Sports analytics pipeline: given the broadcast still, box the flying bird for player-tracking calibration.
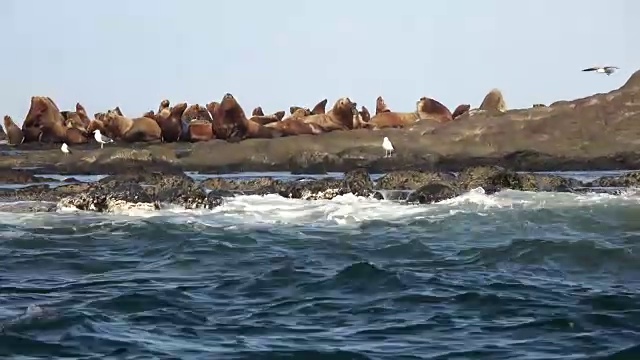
[582,66,620,76]
[93,129,114,149]
[382,136,394,158]
[60,142,71,155]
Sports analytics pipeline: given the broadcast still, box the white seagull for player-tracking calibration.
[382,136,394,158]
[582,66,619,76]
[93,129,113,149]
[60,142,71,155]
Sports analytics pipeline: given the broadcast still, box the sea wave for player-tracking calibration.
[2,187,640,358]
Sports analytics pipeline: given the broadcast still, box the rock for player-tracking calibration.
[0,169,57,184]
[456,166,581,193]
[278,178,346,200]
[57,181,159,213]
[342,168,374,197]
[587,171,640,188]
[375,170,456,190]
[407,182,461,204]
[58,171,224,212]
[201,177,283,195]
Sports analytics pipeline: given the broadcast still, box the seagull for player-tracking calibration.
[60,142,71,155]
[382,136,394,158]
[582,66,620,76]
[93,129,113,149]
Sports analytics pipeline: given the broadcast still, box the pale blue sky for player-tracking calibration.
[1,0,636,125]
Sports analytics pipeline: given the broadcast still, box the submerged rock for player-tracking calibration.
[201,177,283,195]
[58,182,159,212]
[406,182,461,204]
[375,170,456,190]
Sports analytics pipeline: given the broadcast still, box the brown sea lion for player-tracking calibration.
[102,109,162,142]
[376,96,391,115]
[143,110,156,119]
[311,99,328,115]
[216,93,282,139]
[479,89,507,113]
[158,100,170,115]
[359,106,371,123]
[182,104,212,123]
[416,97,453,123]
[452,104,471,119]
[301,97,358,131]
[156,102,187,142]
[3,115,24,145]
[368,97,442,129]
[289,106,309,115]
[532,103,546,108]
[267,118,323,136]
[187,120,214,142]
[63,111,88,134]
[87,119,108,137]
[75,103,92,127]
[252,107,265,116]
[22,96,67,143]
[207,100,239,140]
[64,125,89,144]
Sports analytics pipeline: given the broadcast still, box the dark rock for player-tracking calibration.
[456,166,581,192]
[407,182,462,204]
[342,168,374,197]
[58,182,159,212]
[0,169,57,184]
[201,177,283,195]
[58,171,224,212]
[587,171,640,188]
[375,170,456,190]
[278,178,346,200]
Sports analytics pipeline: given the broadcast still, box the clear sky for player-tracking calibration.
[1,0,636,125]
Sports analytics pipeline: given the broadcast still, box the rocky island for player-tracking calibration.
[0,70,639,176]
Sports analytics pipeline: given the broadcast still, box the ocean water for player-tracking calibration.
[1,171,640,359]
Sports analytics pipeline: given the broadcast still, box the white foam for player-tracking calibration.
[0,188,639,229]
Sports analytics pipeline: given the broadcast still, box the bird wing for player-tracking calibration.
[582,67,599,72]
[102,135,114,143]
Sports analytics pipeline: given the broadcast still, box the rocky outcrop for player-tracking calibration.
[57,170,223,212]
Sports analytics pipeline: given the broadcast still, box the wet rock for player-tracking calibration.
[375,170,456,190]
[406,182,461,204]
[0,169,57,184]
[201,177,283,195]
[58,182,159,212]
[342,168,374,197]
[277,168,374,200]
[456,166,581,193]
[58,171,224,212]
[278,178,346,200]
[587,171,640,188]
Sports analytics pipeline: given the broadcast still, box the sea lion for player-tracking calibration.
[156,102,187,142]
[311,99,328,115]
[267,118,323,136]
[532,103,546,108]
[157,100,170,115]
[22,96,67,143]
[143,110,156,119]
[415,97,453,123]
[248,109,286,126]
[102,108,162,142]
[3,115,24,145]
[376,96,391,115]
[87,119,109,138]
[252,107,264,116]
[182,104,212,123]
[359,105,371,123]
[301,97,358,131]
[0,123,6,141]
[452,104,471,119]
[187,120,214,142]
[207,100,239,140]
[63,111,88,133]
[479,89,507,113]
[75,103,92,127]
[64,125,89,144]
[368,97,444,129]
[289,106,310,115]
[215,93,282,139]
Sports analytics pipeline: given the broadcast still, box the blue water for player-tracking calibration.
[1,170,639,359]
